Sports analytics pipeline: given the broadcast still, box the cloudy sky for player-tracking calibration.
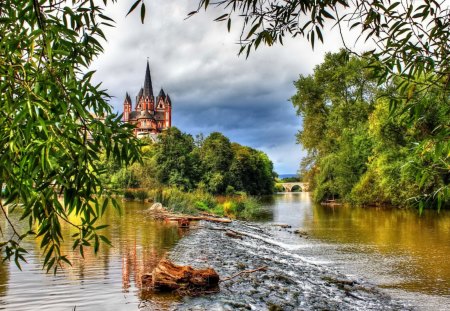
[91,1,348,174]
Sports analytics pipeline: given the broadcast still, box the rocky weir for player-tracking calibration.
[140,220,414,311]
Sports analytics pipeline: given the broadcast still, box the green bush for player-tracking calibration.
[274,183,284,192]
[225,185,236,195]
[134,189,150,201]
[238,197,263,220]
[123,190,135,200]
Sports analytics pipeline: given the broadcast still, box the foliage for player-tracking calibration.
[292,51,449,210]
[228,143,276,195]
[111,128,276,196]
[0,0,142,272]
[153,127,200,191]
[150,187,261,219]
[186,0,449,103]
[199,132,233,194]
[178,0,449,208]
[293,50,376,201]
[274,183,285,193]
[280,177,301,182]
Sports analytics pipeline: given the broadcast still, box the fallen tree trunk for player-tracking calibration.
[146,203,232,224]
[167,215,232,224]
[142,259,220,293]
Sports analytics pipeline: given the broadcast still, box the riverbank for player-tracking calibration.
[140,220,413,310]
[124,187,264,220]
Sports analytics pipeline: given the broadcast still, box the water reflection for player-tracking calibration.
[2,194,449,310]
[269,193,450,298]
[307,203,450,295]
[0,201,181,310]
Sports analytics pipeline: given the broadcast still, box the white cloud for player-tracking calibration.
[90,1,348,173]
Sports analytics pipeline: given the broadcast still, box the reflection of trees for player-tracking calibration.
[307,203,450,294]
[0,214,10,298]
[0,254,9,299]
[122,242,162,291]
[12,200,182,308]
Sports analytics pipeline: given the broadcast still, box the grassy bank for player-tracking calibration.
[122,188,262,220]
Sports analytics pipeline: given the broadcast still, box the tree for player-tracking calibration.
[187,0,449,89]
[0,0,141,272]
[183,0,449,208]
[229,143,275,195]
[292,51,377,201]
[199,132,233,194]
[293,51,449,209]
[154,127,200,191]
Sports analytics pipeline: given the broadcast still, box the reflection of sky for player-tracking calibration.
[271,192,313,228]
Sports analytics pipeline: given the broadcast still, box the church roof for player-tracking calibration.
[158,88,165,98]
[143,60,153,98]
[125,92,132,103]
[129,111,139,120]
[155,111,165,121]
[137,110,154,119]
[166,94,172,105]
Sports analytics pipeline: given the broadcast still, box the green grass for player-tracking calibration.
[125,186,263,219]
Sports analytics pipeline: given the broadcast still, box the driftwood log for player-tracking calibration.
[167,215,232,224]
[146,203,232,224]
[142,259,220,292]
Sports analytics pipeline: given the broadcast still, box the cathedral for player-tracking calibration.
[123,61,172,138]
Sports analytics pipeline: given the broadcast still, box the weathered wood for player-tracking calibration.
[142,259,220,292]
[273,223,292,228]
[221,266,268,282]
[146,202,232,223]
[167,216,232,223]
[225,230,243,239]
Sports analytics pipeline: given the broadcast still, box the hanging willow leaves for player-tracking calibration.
[190,0,449,210]
[0,0,142,273]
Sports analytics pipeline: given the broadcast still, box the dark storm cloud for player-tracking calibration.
[91,1,346,173]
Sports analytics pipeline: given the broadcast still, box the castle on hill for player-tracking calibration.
[123,61,172,139]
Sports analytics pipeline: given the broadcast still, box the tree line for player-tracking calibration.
[102,128,276,196]
[293,50,449,211]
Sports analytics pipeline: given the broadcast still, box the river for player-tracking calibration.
[0,193,449,310]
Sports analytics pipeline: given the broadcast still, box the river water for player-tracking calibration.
[0,193,449,310]
[260,193,450,310]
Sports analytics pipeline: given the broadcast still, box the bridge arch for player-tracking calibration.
[280,182,309,192]
[291,184,302,192]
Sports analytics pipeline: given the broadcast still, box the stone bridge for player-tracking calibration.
[280,182,309,192]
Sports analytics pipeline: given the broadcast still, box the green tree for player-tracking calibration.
[154,127,200,191]
[0,0,141,272]
[229,143,275,195]
[352,87,449,210]
[293,51,449,209]
[292,51,377,202]
[199,132,233,194]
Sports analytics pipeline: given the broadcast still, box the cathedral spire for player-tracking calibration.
[143,60,153,98]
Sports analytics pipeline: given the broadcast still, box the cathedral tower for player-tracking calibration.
[123,61,172,138]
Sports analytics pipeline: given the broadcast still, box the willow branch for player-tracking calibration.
[0,200,21,239]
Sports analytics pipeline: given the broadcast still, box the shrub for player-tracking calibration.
[123,190,135,200]
[134,189,150,201]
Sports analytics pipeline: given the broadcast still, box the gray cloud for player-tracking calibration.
[91,1,347,174]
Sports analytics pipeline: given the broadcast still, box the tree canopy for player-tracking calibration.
[293,50,449,210]
[105,128,276,196]
[0,0,141,272]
